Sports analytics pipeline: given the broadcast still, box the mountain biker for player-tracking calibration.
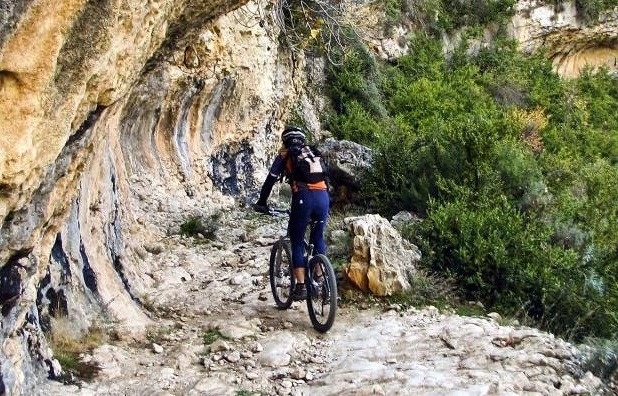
[253,125,330,301]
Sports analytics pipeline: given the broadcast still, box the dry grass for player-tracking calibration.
[510,107,548,154]
[48,318,107,380]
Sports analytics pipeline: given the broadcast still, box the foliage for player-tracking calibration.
[437,0,517,31]
[48,321,106,380]
[573,0,617,23]
[582,337,618,382]
[203,329,225,345]
[179,214,220,240]
[325,33,618,341]
[387,267,457,309]
[378,0,517,34]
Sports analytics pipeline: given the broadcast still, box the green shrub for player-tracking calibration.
[203,329,225,345]
[180,214,220,239]
[325,33,618,340]
[574,0,617,23]
[437,0,516,31]
[582,337,618,382]
[387,268,457,309]
[48,321,105,380]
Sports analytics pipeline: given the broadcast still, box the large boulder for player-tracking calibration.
[318,138,373,204]
[343,214,421,296]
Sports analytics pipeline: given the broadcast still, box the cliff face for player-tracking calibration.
[0,0,616,393]
[0,0,321,393]
[510,0,618,77]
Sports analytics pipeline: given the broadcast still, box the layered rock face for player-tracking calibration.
[0,0,319,393]
[510,0,618,77]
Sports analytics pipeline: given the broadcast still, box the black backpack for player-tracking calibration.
[288,144,328,184]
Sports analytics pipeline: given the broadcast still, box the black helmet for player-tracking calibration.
[281,125,306,147]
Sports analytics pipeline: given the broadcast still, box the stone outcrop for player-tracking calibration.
[344,214,421,296]
[510,1,618,77]
[319,138,373,205]
[349,0,618,77]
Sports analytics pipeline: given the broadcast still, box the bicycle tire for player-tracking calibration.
[269,239,294,309]
[306,254,337,333]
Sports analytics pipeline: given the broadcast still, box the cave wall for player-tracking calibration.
[510,0,618,77]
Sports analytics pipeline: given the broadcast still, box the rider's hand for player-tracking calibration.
[253,202,270,214]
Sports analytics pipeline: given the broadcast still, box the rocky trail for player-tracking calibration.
[37,208,605,396]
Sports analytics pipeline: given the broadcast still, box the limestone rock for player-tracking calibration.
[509,0,618,77]
[343,214,421,296]
[319,139,373,204]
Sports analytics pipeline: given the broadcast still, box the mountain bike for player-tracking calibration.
[269,218,338,333]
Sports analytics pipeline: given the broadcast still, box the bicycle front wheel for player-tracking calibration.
[269,239,294,309]
[307,254,337,333]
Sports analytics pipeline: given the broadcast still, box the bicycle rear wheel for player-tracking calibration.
[269,239,294,309]
[307,254,337,333]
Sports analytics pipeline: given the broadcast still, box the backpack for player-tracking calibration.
[288,144,328,184]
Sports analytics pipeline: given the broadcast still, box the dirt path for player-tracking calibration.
[37,209,604,396]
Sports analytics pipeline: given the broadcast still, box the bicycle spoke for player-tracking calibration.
[269,239,294,309]
[307,254,337,333]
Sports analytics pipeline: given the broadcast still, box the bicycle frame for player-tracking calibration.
[302,220,321,295]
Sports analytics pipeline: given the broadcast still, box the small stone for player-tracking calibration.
[152,343,164,354]
[160,367,175,378]
[49,359,62,378]
[250,342,264,353]
[568,385,587,394]
[487,312,502,321]
[305,372,314,381]
[281,380,293,388]
[210,339,232,352]
[246,372,259,380]
[283,322,293,329]
[290,367,306,380]
[224,351,241,363]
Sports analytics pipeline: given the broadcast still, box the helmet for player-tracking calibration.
[281,125,306,147]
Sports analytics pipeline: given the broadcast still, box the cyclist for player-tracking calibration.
[253,125,330,300]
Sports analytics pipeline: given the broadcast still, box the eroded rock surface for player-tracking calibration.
[344,214,421,296]
[510,0,618,77]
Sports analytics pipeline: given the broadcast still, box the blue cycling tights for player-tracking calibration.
[288,188,330,269]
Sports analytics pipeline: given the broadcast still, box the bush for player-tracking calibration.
[582,338,618,383]
[438,0,516,31]
[180,214,220,240]
[325,33,618,340]
[574,0,617,23]
[48,320,105,380]
[203,329,225,345]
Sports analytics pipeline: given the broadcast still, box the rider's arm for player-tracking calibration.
[255,153,286,206]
